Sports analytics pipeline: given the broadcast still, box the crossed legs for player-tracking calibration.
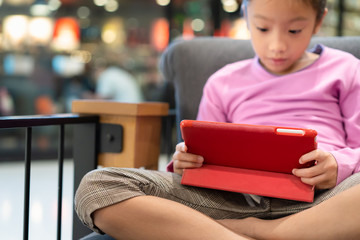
[94,183,360,240]
[77,168,360,240]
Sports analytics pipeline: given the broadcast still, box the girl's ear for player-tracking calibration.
[313,8,328,34]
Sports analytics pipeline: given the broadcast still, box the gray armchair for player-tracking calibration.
[80,35,360,240]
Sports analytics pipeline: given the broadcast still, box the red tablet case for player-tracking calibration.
[180,120,317,202]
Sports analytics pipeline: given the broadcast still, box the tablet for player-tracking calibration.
[180,120,317,174]
[180,120,318,202]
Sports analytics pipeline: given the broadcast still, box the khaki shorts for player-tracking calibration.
[75,168,360,233]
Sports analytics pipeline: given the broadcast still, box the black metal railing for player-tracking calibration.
[0,114,99,240]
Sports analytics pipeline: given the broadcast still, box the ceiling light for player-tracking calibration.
[30,0,51,16]
[156,0,170,6]
[223,1,239,13]
[48,0,61,11]
[77,6,91,19]
[94,0,107,7]
[104,0,118,12]
[191,18,205,32]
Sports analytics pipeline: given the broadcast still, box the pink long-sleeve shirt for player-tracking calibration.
[168,45,360,186]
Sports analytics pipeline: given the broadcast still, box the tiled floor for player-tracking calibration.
[0,156,169,240]
[0,160,74,240]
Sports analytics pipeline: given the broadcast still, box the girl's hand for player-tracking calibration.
[172,142,204,175]
[292,149,338,189]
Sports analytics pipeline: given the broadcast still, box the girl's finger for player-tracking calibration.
[299,149,325,164]
[299,173,326,187]
[173,151,203,163]
[174,159,203,170]
[293,163,323,178]
[175,142,187,152]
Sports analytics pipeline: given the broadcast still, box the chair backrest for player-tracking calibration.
[159,36,360,141]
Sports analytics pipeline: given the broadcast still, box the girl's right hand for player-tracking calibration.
[172,142,204,175]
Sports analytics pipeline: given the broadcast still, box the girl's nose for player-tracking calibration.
[269,33,287,54]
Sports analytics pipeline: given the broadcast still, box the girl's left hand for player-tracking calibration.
[292,149,338,189]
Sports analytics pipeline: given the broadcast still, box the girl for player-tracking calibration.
[75,0,360,239]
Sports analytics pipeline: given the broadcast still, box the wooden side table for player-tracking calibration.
[72,100,169,169]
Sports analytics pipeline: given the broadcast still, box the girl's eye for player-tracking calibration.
[289,29,302,34]
[257,27,268,32]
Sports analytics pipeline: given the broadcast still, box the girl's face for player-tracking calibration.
[246,0,325,75]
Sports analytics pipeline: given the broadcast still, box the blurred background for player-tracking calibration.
[0,0,358,117]
[0,0,359,239]
[0,0,358,155]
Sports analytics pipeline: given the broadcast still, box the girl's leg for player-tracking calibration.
[75,168,270,235]
[93,195,253,240]
[219,183,360,240]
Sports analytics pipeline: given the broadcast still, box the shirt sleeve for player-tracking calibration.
[196,73,228,122]
[330,62,360,185]
[166,161,174,172]
[166,72,228,172]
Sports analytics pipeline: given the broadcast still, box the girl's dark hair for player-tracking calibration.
[242,0,327,22]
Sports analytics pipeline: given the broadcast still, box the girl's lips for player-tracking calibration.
[270,58,287,65]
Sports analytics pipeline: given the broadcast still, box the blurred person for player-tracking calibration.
[0,87,14,116]
[63,74,94,112]
[30,46,55,97]
[90,60,144,103]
